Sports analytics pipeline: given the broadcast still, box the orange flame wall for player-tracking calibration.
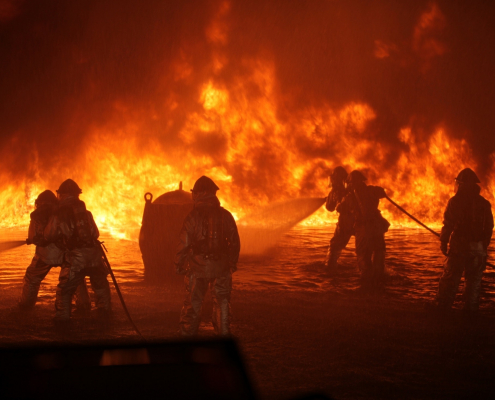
[1,0,494,239]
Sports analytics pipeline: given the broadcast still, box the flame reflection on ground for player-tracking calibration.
[1,226,495,309]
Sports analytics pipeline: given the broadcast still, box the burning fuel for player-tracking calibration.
[0,1,495,240]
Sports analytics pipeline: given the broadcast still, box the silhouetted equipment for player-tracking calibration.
[0,339,256,400]
[385,195,495,269]
[139,182,194,286]
[0,240,26,253]
[99,241,145,340]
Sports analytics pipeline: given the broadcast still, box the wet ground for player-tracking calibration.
[1,226,495,399]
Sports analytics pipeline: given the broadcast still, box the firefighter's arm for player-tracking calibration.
[369,185,386,199]
[86,211,100,240]
[174,215,193,275]
[43,214,60,243]
[26,220,36,245]
[483,202,494,250]
[225,211,240,272]
[336,193,351,214]
[325,190,337,212]
[439,199,455,255]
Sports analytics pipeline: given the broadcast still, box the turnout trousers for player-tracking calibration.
[437,242,486,311]
[355,225,386,288]
[55,264,111,319]
[179,273,232,336]
[325,222,352,268]
[19,255,90,310]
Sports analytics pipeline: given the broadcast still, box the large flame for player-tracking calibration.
[0,0,494,239]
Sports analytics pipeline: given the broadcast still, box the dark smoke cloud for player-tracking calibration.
[1,0,494,192]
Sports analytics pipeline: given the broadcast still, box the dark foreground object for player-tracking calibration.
[0,339,255,400]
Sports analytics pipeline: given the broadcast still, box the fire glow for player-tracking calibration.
[0,1,493,240]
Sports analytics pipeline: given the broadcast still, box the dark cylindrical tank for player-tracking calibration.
[139,182,193,287]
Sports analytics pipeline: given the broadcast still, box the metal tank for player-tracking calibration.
[139,182,193,287]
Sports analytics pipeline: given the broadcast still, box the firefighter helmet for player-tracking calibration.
[35,190,57,206]
[191,176,220,193]
[331,166,348,182]
[455,168,480,184]
[57,179,82,195]
[346,170,367,185]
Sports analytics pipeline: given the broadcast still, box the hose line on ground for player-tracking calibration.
[98,241,146,341]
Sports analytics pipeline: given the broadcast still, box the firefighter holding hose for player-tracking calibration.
[338,170,389,289]
[18,190,91,313]
[325,166,354,270]
[175,176,240,336]
[435,168,493,313]
[44,179,111,321]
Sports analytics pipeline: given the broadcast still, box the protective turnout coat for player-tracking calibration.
[28,207,63,265]
[175,194,240,278]
[337,184,389,234]
[44,197,103,272]
[440,184,493,254]
[326,184,354,232]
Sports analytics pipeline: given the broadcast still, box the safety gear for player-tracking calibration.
[175,194,240,278]
[439,183,493,253]
[437,242,486,311]
[191,176,220,193]
[19,196,89,311]
[44,196,111,319]
[436,180,493,311]
[325,223,353,269]
[325,178,354,269]
[455,168,480,184]
[35,190,57,207]
[57,178,82,195]
[330,166,348,186]
[337,183,388,287]
[440,242,448,256]
[346,170,367,186]
[176,193,239,336]
[179,274,232,336]
[56,264,110,319]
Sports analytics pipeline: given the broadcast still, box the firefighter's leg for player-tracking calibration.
[464,255,486,311]
[355,229,373,286]
[211,274,232,335]
[88,267,111,312]
[55,266,85,320]
[179,275,208,336]
[371,234,386,285]
[19,256,53,309]
[74,278,91,313]
[325,224,352,269]
[436,254,465,311]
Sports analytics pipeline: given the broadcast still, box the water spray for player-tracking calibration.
[0,240,27,253]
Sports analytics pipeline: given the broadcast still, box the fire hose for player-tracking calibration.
[98,241,146,341]
[385,195,495,269]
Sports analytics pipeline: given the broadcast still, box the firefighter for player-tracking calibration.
[325,166,354,269]
[18,190,91,312]
[44,179,111,321]
[436,168,493,313]
[337,170,389,288]
[175,176,241,336]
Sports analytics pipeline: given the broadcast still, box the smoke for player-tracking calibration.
[0,0,494,230]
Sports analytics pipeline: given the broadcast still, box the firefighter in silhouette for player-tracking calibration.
[44,179,111,321]
[175,176,241,336]
[436,168,493,312]
[337,170,389,288]
[18,190,90,312]
[325,166,354,269]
